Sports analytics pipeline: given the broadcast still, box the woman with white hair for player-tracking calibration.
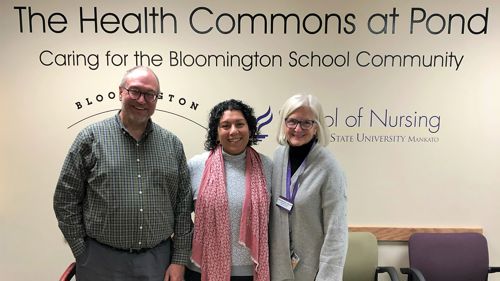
[269,94,347,281]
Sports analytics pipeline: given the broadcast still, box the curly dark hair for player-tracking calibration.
[204,99,260,151]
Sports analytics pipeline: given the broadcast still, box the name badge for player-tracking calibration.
[276,196,293,212]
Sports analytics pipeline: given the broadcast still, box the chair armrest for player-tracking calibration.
[489,267,500,273]
[400,267,426,281]
[59,262,76,281]
[377,266,400,281]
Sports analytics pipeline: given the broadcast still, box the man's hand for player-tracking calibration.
[164,263,185,281]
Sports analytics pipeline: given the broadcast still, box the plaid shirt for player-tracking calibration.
[54,114,193,264]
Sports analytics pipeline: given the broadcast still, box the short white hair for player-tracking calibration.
[276,94,329,146]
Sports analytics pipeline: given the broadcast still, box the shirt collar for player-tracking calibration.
[114,111,154,138]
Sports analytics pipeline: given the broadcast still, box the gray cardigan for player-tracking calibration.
[269,144,348,281]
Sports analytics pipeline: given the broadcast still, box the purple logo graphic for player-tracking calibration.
[256,106,273,141]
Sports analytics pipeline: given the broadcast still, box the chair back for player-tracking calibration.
[408,232,489,281]
[59,262,76,281]
[343,232,378,281]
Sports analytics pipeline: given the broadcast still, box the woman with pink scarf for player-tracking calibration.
[185,99,272,281]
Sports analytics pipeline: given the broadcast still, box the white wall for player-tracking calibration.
[1,1,499,280]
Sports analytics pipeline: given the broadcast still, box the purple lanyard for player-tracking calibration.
[286,159,307,203]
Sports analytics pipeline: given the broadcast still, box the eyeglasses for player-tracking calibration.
[285,118,316,130]
[122,87,159,102]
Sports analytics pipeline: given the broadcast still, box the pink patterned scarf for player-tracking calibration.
[191,145,270,281]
